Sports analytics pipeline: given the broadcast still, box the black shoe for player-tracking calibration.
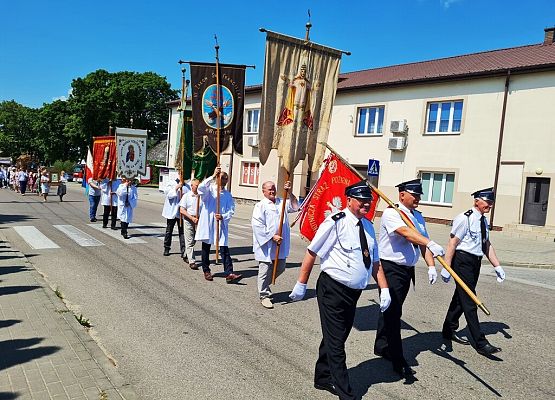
[476,343,501,356]
[314,382,338,396]
[122,234,130,239]
[443,332,470,345]
[374,348,392,361]
[102,225,107,229]
[111,226,118,230]
[393,364,416,377]
[163,249,170,256]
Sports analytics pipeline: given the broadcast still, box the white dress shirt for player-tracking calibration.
[378,203,429,266]
[451,207,489,256]
[100,179,121,206]
[308,208,379,290]
[162,180,190,219]
[252,197,298,262]
[179,190,201,217]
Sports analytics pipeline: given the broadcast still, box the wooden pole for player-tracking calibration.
[214,35,221,264]
[178,68,187,228]
[321,142,491,316]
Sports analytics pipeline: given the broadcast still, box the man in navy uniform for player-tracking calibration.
[373,178,445,378]
[441,187,506,356]
[290,180,391,400]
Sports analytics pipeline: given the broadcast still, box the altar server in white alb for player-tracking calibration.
[195,166,242,283]
[179,179,201,270]
[116,177,138,239]
[162,177,189,259]
[252,180,299,309]
[100,178,121,230]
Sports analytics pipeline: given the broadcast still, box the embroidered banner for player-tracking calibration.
[92,136,116,180]
[115,128,147,179]
[259,31,342,173]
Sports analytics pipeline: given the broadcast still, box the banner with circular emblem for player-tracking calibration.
[115,127,148,179]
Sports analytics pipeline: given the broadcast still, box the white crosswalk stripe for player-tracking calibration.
[53,225,105,247]
[13,226,60,249]
[87,224,147,244]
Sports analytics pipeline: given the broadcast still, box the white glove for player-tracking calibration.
[493,266,506,283]
[441,268,451,283]
[289,281,307,302]
[379,288,391,312]
[426,240,445,257]
[428,266,437,285]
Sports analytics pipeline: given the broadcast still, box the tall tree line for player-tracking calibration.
[0,69,178,164]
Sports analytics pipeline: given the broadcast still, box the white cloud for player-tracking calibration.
[51,87,73,102]
[440,0,463,8]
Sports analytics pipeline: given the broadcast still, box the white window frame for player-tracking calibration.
[240,161,260,187]
[425,100,463,134]
[355,105,385,136]
[420,172,455,206]
[245,108,260,134]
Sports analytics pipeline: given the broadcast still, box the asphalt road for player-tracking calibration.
[1,184,554,399]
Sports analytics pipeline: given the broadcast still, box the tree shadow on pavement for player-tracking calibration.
[0,285,40,296]
[0,214,37,224]
[0,338,60,372]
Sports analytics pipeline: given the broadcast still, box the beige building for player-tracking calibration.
[166,27,555,230]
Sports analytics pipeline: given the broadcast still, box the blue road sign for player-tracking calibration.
[367,159,380,177]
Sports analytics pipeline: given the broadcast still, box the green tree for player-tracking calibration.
[0,100,37,159]
[34,100,79,163]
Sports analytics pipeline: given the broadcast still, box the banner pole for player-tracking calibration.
[214,35,221,264]
[178,68,187,228]
[320,142,490,315]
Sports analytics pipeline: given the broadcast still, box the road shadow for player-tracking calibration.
[0,285,41,296]
[0,214,37,224]
[0,266,30,276]
[0,338,61,372]
[0,392,18,400]
[273,288,317,305]
[0,320,21,329]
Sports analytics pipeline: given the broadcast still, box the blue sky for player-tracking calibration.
[1,0,555,108]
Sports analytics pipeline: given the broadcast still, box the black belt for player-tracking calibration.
[455,250,483,262]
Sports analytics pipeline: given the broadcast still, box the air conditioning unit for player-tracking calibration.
[390,120,408,134]
[247,135,259,147]
[388,137,407,151]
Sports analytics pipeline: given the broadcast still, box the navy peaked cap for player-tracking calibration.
[472,187,495,202]
[396,179,423,195]
[345,180,373,200]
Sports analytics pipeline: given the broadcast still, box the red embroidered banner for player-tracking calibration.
[92,136,116,180]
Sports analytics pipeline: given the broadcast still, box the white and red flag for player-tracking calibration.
[297,153,379,241]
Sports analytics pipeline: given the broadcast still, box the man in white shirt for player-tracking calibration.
[195,166,242,283]
[441,187,505,356]
[87,177,102,222]
[179,179,201,269]
[290,180,391,400]
[100,178,121,229]
[116,178,138,239]
[252,180,299,309]
[373,178,444,379]
[162,178,188,258]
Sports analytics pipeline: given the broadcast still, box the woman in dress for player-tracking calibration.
[57,170,67,201]
[40,169,50,202]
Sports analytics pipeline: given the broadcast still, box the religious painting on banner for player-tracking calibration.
[259,31,342,173]
[92,136,116,180]
[115,128,147,179]
[190,62,246,156]
[297,153,379,241]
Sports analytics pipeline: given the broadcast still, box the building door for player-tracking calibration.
[522,177,550,226]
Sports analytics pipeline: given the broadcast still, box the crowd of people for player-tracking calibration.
[0,165,68,202]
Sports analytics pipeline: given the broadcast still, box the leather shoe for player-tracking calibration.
[226,273,243,284]
[477,343,501,356]
[203,272,213,281]
[393,364,416,377]
[314,382,338,396]
[163,249,170,256]
[189,262,199,270]
[443,332,470,345]
[374,348,391,361]
[123,234,130,239]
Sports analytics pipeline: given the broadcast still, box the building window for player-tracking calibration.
[241,162,260,186]
[421,172,455,205]
[426,100,463,133]
[356,106,385,135]
[245,109,260,133]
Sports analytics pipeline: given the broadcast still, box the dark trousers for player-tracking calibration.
[164,218,185,255]
[102,205,117,228]
[201,242,232,275]
[89,195,100,220]
[374,259,414,368]
[442,250,488,348]
[315,272,362,400]
[19,180,27,194]
[121,221,129,236]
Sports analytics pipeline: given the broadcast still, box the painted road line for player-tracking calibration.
[13,226,60,249]
[53,225,105,247]
[87,224,147,244]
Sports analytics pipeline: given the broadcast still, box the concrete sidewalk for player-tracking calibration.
[0,233,137,400]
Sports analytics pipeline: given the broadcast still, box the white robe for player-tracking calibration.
[194,176,234,246]
[252,197,298,262]
[100,179,121,206]
[116,183,138,223]
[162,180,190,219]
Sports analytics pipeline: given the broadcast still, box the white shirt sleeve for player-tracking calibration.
[382,208,405,234]
[451,214,468,240]
[307,217,336,259]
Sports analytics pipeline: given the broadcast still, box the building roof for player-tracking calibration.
[147,140,167,163]
[337,42,555,90]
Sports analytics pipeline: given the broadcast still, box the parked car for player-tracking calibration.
[72,164,85,183]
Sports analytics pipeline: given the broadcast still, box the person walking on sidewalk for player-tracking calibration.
[100,178,121,229]
[179,179,201,270]
[373,178,445,379]
[195,166,242,283]
[18,168,28,195]
[57,170,67,201]
[252,180,299,309]
[87,177,101,222]
[289,180,391,400]
[116,178,138,239]
[40,168,50,202]
[441,187,506,356]
[162,177,188,258]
